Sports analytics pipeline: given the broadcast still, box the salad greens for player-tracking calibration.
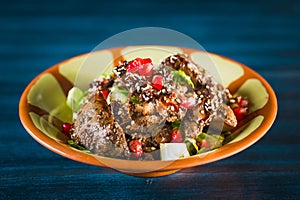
[65,68,232,160]
[65,85,227,158]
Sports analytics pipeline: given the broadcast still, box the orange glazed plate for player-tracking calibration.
[19,46,277,177]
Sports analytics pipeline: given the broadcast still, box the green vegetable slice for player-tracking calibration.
[99,73,110,79]
[131,96,141,104]
[171,70,194,88]
[66,87,88,112]
[185,138,198,156]
[185,133,225,156]
[196,133,224,150]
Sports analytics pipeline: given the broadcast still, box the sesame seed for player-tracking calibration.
[229,99,236,103]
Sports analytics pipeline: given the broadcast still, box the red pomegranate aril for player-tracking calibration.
[101,90,109,99]
[152,75,164,90]
[142,58,152,64]
[129,140,143,158]
[62,123,72,137]
[126,58,153,76]
[233,107,248,121]
[171,129,183,143]
[127,58,144,73]
[138,63,153,76]
[134,57,144,64]
[232,96,250,121]
[200,139,210,148]
[127,61,139,73]
[238,98,249,108]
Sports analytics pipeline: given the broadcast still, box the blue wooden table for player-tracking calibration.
[1,0,300,199]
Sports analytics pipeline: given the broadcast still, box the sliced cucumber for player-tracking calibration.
[66,87,88,112]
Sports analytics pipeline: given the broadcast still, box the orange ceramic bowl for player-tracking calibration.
[19,46,277,177]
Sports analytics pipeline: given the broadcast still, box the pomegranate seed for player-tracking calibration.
[138,63,153,76]
[142,58,152,64]
[129,140,143,158]
[233,107,248,121]
[239,99,249,107]
[127,58,143,73]
[152,75,164,90]
[126,61,139,73]
[135,58,144,64]
[200,139,210,148]
[62,123,72,137]
[126,58,153,76]
[126,57,154,76]
[232,97,250,121]
[101,90,109,99]
[180,97,196,109]
[171,129,183,143]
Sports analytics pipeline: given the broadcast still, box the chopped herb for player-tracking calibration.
[67,140,90,152]
[100,73,108,79]
[171,70,194,88]
[172,120,181,129]
[99,73,113,79]
[131,96,141,104]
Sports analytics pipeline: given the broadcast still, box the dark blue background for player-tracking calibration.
[1,0,300,199]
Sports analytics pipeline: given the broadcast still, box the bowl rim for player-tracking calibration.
[19,45,278,173]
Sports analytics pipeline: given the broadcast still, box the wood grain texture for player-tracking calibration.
[1,0,300,199]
